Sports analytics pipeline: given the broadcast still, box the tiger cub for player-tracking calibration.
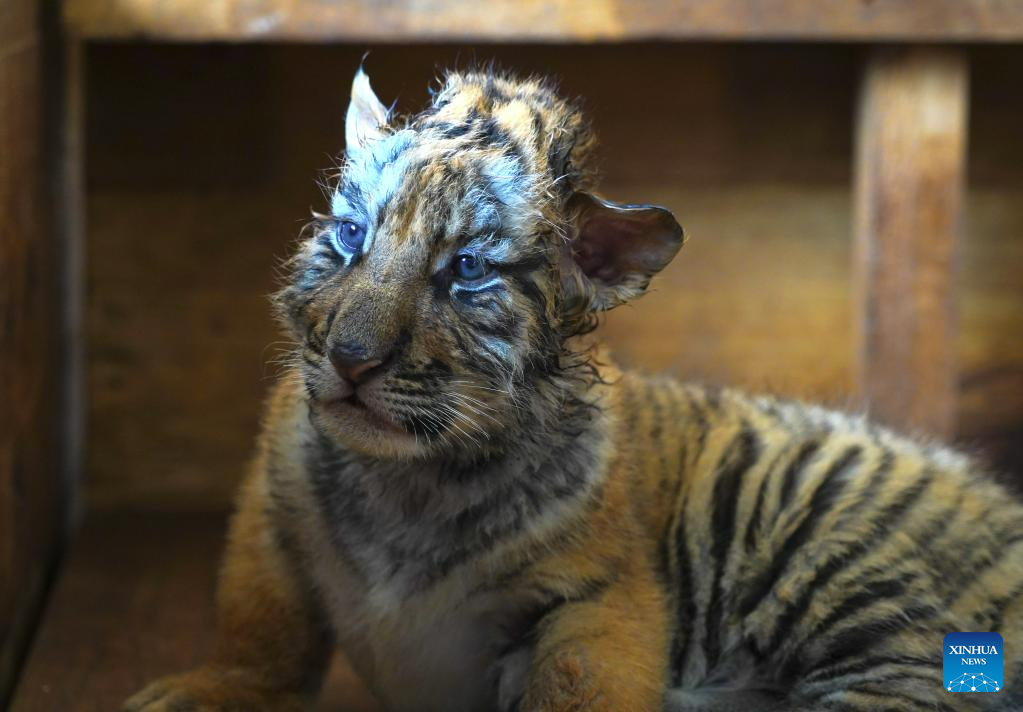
[125,68,1023,712]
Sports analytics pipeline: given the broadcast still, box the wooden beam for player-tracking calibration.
[64,0,1023,42]
[852,48,968,438]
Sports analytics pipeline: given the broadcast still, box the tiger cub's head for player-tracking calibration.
[276,67,683,459]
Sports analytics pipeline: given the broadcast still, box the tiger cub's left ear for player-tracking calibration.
[345,67,390,155]
[564,192,685,311]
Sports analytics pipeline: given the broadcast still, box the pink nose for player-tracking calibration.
[328,343,387,384]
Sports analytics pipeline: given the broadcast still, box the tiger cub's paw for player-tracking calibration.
[123,668,304,712]
[492,645,533,712]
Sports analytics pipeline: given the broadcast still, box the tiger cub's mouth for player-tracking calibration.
[322,391,408,436]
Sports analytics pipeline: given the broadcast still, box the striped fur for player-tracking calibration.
[125,68,1023,712]
[637,380,1023,711]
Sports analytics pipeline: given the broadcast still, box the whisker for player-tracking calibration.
[448,394,501,426]
[436,403,488,440]
[384,399,448,440]
[447,379,512,395]
[450,392,498,412]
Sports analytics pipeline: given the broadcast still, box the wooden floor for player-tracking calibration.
[10,512,380,711]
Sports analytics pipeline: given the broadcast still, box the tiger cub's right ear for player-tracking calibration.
[345,68,390,155]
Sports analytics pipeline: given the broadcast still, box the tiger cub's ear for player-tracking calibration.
[345,68,390,154]
[563,192,684,312]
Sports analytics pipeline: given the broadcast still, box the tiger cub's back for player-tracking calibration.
[615,373,1023,710]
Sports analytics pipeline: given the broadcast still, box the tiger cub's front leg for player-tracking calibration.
[518,561,670,712]
[123,466,334,711]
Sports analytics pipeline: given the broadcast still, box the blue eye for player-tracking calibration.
[453,253,490,282]
[335,220,366,253]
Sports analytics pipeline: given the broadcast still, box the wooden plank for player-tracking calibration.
[852,48,968,438]
[64,0,1023,42]
[10,512,379,712]
[0,0,64,704]
[10,513,224,712]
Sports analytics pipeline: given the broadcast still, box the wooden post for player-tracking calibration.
[0,0,65,703]
[60,42,86,528]
[852,48,968,439]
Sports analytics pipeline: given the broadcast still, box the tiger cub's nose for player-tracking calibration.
[328,342,388,384]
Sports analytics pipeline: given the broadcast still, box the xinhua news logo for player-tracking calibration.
[944,632,1003,692]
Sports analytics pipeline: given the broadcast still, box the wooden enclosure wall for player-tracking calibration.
[83,43,1023,513]
[0,0,63,702]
